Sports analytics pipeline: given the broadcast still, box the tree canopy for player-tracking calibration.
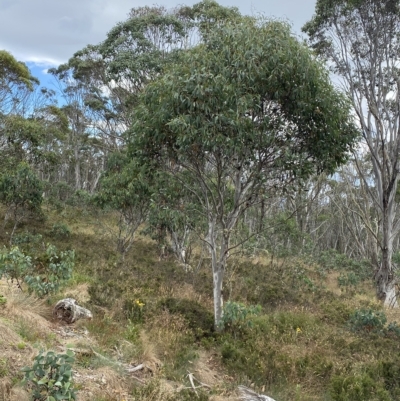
[130,16,358,327]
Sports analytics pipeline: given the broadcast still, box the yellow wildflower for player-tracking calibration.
[296,327,302,333]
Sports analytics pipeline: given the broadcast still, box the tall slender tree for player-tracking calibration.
[304,0,400,306]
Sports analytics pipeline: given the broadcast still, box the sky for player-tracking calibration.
[0,0,317,87]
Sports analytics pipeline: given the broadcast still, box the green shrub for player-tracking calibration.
[329,372,391,401]
[22,350,77,401]
[0,246,32,287]
[12,232,43,246]
[0,163,44,235]
[348,308,387,334]
[317,249,371,283]
[386,321,400,337]
[25,244,75,297]
[219,301,261,332]
[0,244,74,297]
[50,223,71,239]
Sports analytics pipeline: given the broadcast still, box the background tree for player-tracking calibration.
[132,17,358,328]
[95,153,152,255]
[0,163,43,241]
[304,0,400,306]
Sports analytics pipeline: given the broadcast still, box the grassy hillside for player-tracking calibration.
[1,205,400,401]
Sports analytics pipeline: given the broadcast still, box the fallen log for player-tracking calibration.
[238,385,277,401]
[53,298,92,324]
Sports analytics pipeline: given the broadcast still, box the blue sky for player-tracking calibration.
[0,0,317,89]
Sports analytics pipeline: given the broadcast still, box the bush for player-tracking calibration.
[160,298,214,339]
[329,372,391,401]
[219,301,261,332]
[317,249,371,284]
[22,350,77,401]
[348,309,387,334]
[0,244,74,297]
[50,223,71,239]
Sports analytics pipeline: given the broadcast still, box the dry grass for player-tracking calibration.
[192,350,223,387]
[324,271,342,295]
[138,330,162,373]
[74,366,131,401]
[63,283,91,304]
[0,378,29,401]
[145,310,192,360]
[158,282,214,310]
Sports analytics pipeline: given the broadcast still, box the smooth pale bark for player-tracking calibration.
[304,2,400,307]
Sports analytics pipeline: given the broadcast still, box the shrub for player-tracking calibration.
[50,223,71,239]
[329,372,391,401]
[22,350,77,401]
[348,309,386,334]
[219,301,261,332]
[160,298,214,339]
[0,246,32,288]
[123,298,146,323]
[0,244,74,297]
[24,244,75,296]
[317,249,371,284]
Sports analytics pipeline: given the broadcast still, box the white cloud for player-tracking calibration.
[0,0,316,66]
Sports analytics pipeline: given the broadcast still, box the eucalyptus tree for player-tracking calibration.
[95,152,152,255]
[304,0,400,306]
[131,18,358,328]
[48,67,107,192]
[0,50,38,116]
[0,163,43,241]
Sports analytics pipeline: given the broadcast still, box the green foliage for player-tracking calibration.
[386,321,400,337]
[12,231,43,246]
[50,223,71,239]
[123,298,146,323]
[347,308,400,340]
[263,213,308,258]
[22,350,77,401]
[0,294,6,306]
[132,18,358,176]
[329,372,391,401]
[0,358,8,378]
[0,246,32,286]
[0,50,38,89]
[320,299,353,325]
[44,181,75,210]
[0,163,44,230]
[0,244,74,297]
[317,249,371,287]
[219,301,261,332]
[95,153,152,254]
[25,244,75,297]
[348,308,387,334]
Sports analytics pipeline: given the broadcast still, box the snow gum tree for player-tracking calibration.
[304,0,400,307]
[131,16,358,329]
